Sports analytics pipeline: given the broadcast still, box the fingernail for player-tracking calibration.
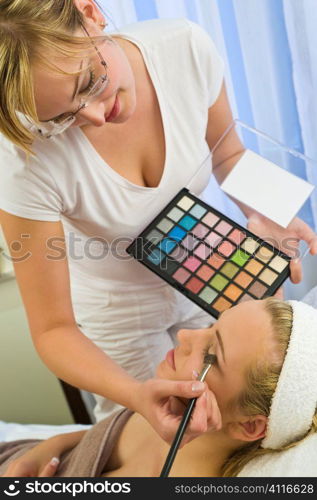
[293,258,300,264]
[192,382,205,391]
[50,457,60,466]
[192,369,199,379]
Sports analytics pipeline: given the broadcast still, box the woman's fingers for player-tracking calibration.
[290,258,303,284]
[38,457,60,477]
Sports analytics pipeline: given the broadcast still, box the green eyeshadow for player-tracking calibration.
[231,249,250,267]
[221,262,239,279]
[210,274,229,292]
[199,286,218,304]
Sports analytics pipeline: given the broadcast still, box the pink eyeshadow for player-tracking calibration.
[205,232,222,248]
[194,243,212,260]
[183,256,201,272]
[192,223,209,239]
[185,277,205,294]
[228,229,246,245]
[215,220,232,236]
[202,212,219,228]
[218,241,235,257]
[173,268,190,284]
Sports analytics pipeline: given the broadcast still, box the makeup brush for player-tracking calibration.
[160,353,217,477]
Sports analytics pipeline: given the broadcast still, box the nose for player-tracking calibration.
[76,101,106,127]
[176,329,195,353]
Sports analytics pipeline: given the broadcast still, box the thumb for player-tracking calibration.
[154,379,206,400]
[39,457,60,477]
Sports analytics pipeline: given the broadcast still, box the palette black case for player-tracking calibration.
[126,188,291,318]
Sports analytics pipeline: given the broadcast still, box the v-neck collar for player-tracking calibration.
[76,29,169,192]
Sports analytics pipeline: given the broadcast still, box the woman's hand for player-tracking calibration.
[2,442,60,477]
[136,378,222,446]
[247,214,317,284]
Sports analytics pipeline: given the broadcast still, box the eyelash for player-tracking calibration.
[202,343,217,362]
[80,70,95,95]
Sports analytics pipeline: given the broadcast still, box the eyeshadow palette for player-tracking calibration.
[126,189,291,318]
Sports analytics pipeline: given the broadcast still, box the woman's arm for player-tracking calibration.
[0,211,142,407]
[2,430,87,477]
[0,210,209,445]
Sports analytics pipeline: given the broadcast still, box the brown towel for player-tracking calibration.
[0,409,133,477]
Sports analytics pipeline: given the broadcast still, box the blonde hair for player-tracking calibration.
[0,0,108,157]
[222,297,317,477]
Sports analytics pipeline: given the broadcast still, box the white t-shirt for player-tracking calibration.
[0,18,224,296]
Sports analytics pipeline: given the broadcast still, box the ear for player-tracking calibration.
[73,0,105,26]
[227,415,268,443]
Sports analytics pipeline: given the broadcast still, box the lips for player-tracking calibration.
[106,94,120,122]
[166,348,176,370]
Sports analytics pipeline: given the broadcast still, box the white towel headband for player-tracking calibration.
[261,300,317,449]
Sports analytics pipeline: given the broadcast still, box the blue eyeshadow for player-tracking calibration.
[147,249,164,265]
[179,215,197,231]
[189,204,207,219]
[159,238,177,254]
[168,226,186,242]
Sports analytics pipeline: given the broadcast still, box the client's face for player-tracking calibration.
[156,299,275,423]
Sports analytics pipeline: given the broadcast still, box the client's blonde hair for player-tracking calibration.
[0,0,108,157]
[222,297,317,477]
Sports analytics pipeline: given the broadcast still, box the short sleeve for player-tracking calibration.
[0,136,62,221]
[188,20,225,108]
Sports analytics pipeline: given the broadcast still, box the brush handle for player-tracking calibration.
[159,397,196,477]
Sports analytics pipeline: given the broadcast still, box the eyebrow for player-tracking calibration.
[42,59,85,122]
[216,329,226,363]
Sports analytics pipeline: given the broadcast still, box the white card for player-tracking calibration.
[220,149,315,228]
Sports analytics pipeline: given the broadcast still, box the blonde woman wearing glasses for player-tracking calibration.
[0,0,316,446]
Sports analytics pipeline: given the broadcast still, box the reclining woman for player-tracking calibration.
[1,297,317,477]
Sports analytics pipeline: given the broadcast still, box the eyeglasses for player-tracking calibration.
[36,24,110,138]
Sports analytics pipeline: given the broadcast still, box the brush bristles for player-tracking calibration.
[203,353,217,365]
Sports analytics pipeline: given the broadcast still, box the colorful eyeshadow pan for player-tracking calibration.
[197,265,215,281]
[231,249,250,267]
[228,229,246,245]
[159,238,177,254]
[256,246,274,263]
[127,188,290,319]
[145,229,164,244]
[213,297,232,313]
[235,271,254,288]
[192,223,209,239]
[157,218,174,233]
[218,241,235,257]
[199,286,218,304]
[168,226,186,242]
[194,243,212,260]
[177,196,195,211]
[205,232,222,248]
[241,238,260,254]
[189,204,207,219]
[170,246,188,263]
[221,262,239,279]
[184,256,201,272]
[245,259,264,276]
[167,207,184,222]
[210,274,229,292]
[202,212,219,228]
[186,277,205,294]
[179,215,197,231]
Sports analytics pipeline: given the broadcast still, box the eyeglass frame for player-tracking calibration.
[36,23,110,138]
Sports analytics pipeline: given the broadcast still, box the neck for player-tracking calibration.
[110,412,244,477]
